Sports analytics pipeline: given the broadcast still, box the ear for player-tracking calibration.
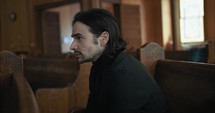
[99,31,109,46]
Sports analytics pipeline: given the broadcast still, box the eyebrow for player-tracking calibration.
[71,33,82,38]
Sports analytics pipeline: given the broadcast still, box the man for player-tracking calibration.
[70,8,169,113]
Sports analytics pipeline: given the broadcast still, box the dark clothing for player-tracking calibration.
[84,51,169,113]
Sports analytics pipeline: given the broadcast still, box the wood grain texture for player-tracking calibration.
[155,60,215,113]
[23,56,90,113]
[138,42,165,77]
[139,42,215,113]
[0,51,40,113]
[208,41,215,64]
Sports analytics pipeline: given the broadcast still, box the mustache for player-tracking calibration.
[73,50,82,55]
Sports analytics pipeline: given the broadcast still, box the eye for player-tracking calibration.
[72,34,84,41]
[76,36,82,40]
[73,36,84,43]
[72,36,79,39]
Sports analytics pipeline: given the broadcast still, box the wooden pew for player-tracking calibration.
[165,50,193,61]
[165,41,215,64]
[139,42,215,113]
[155,59,215,113]
[138,42,165,77]
[23,57,79,92]
[0,51,40,113]
[208,41,215,63]
[23,55,90,113]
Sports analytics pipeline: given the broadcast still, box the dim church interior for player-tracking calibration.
[0,0,215,113]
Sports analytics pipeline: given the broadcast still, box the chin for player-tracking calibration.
[79,58,92,64]
[78,60,85,64]
[78,59,87,64]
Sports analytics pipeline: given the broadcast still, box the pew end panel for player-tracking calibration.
[0,51,40,113]
[138,42,165,77]
[23,56,90,113]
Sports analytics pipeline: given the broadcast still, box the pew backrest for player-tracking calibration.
[23,57,79,92]
[139,42,215,113]
[154,59,215,113]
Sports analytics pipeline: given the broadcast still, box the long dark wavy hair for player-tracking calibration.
[72,8,127,58]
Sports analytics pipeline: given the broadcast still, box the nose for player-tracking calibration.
[70,40,77,51]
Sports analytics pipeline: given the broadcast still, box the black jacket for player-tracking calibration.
[84,51,169,113]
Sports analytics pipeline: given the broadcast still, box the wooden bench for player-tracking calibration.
[23,55,90,113]
[208,41,215,63]
[139,42,215,113]
[0,51,40,113]
[165,41,215,64]
[1,51,89,113]
[23,56,79,92]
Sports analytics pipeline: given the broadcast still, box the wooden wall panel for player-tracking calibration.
[204,0,215,41]
[141,0,163,46]
[120,4,141,52]
[0,0,30,52]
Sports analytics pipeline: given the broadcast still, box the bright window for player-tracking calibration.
[179,0,204,43]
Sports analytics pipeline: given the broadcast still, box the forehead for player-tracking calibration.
[72,21,90,35]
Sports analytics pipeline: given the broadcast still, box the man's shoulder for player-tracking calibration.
[112,51,141,68]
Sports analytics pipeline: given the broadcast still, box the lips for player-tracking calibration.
[74,51,82,58]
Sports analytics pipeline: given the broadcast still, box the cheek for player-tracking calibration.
[80,44,94,55]
[85,45,99,56]
[79,39,100,56]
